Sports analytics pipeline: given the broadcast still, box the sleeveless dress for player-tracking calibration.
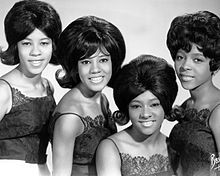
[0,79,56,175]
[106,138,175,176]
[169,105,220,176]
[49,94,117,176]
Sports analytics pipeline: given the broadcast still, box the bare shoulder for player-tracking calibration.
[210,104,220,122]
[0,79,12,119]
[97,133,123,160]
[1,68,20,85]
[54,112,84,137]
[54,88,85,137]
[209,89,220,118]
[0,79,12,101]
[55,88,82,113]
[99,130,127,149]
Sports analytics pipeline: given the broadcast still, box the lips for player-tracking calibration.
[140,120,156,127]
[89,76,104,84]
[29,59,44,67]
[179,73,194,81]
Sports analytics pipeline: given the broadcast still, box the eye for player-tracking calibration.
[175,55,184,61]
[150,102,161,108]
[21,41,31,46]
[130,104,141,109]
[40,41,50,46]
[99,57,109,63]
[80,60,91,65]
[193,58,203,63]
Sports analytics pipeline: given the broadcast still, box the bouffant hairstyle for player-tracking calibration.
[0,0,62,65]
[167,11,220,72]
[55,15,126,88]
[113,54,178,125]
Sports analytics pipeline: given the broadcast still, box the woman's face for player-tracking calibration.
[17,28,52,77]
[78,48,112,95]
[128,90,165,136]
[174,43,212,91]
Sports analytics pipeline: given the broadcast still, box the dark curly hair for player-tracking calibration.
[55,15,126,88]
[112,54,178,125]
[167,11,220,72]
[0,0,62,65]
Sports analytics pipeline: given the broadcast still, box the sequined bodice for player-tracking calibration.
[169,106,218,176]
[51,112,115,165]
[0,83,56,164]
[120,153,172,176]
[73,114,115,165]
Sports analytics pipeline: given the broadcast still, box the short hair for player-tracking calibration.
[55,15,126,88]
[166,11,220,72]
[113,54,178,125]
[0,0,62,65]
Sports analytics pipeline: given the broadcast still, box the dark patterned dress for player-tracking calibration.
[0,79,56,164]
[49,94,117,176]
[107,138,175,176]
[169,105,220,176]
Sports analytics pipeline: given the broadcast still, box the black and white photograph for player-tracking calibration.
[0,0,220,175]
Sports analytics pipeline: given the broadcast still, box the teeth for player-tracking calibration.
[30,60,42,66]
[90,77,103,83]
[181,76,194,81]
[142,121,154,127]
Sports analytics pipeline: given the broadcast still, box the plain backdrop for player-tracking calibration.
[0,0,220,172]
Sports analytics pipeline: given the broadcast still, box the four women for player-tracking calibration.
[0,1,220,176]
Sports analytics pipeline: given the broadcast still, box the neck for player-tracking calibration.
[15,66,42,87]
[77,83,101,103]
[190,79,214,102]
[127,126,165,146]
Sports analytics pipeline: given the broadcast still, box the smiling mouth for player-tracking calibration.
[140,120,156,127]
[89,76,104,83]
[29,60,44,66]
[180,74,194,81]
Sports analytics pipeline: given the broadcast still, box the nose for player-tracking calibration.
[140,106,152,119]
[180,57,191,71]
[90,61,101,74]
[30,44,41,56]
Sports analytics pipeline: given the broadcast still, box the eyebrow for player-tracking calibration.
[178,49,204,55]
[23,37,50,41]
[131,97,159,103]
[88,53,110,59]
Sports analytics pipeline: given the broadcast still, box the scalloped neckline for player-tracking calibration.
[185,107,211,114]
[120,152,168,162]
[12,87,49,100]
[53,111,105,121]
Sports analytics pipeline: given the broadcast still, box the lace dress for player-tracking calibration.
[107,138,175,176]
[0,79,56,164]
[49,95,116,176]
[169,106,219,176]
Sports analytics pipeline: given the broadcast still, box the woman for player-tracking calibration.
[0,0,62,175]
[96,54,178,176]
[49,16,126,176]
[167,11,220,176]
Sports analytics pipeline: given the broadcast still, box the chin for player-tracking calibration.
[181,82,195,90]
[90,85,106,92]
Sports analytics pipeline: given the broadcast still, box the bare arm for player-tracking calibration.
[209,105,220,153]
[52,114,84,176]
[0,81,12,121]
[96,138,122,176]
